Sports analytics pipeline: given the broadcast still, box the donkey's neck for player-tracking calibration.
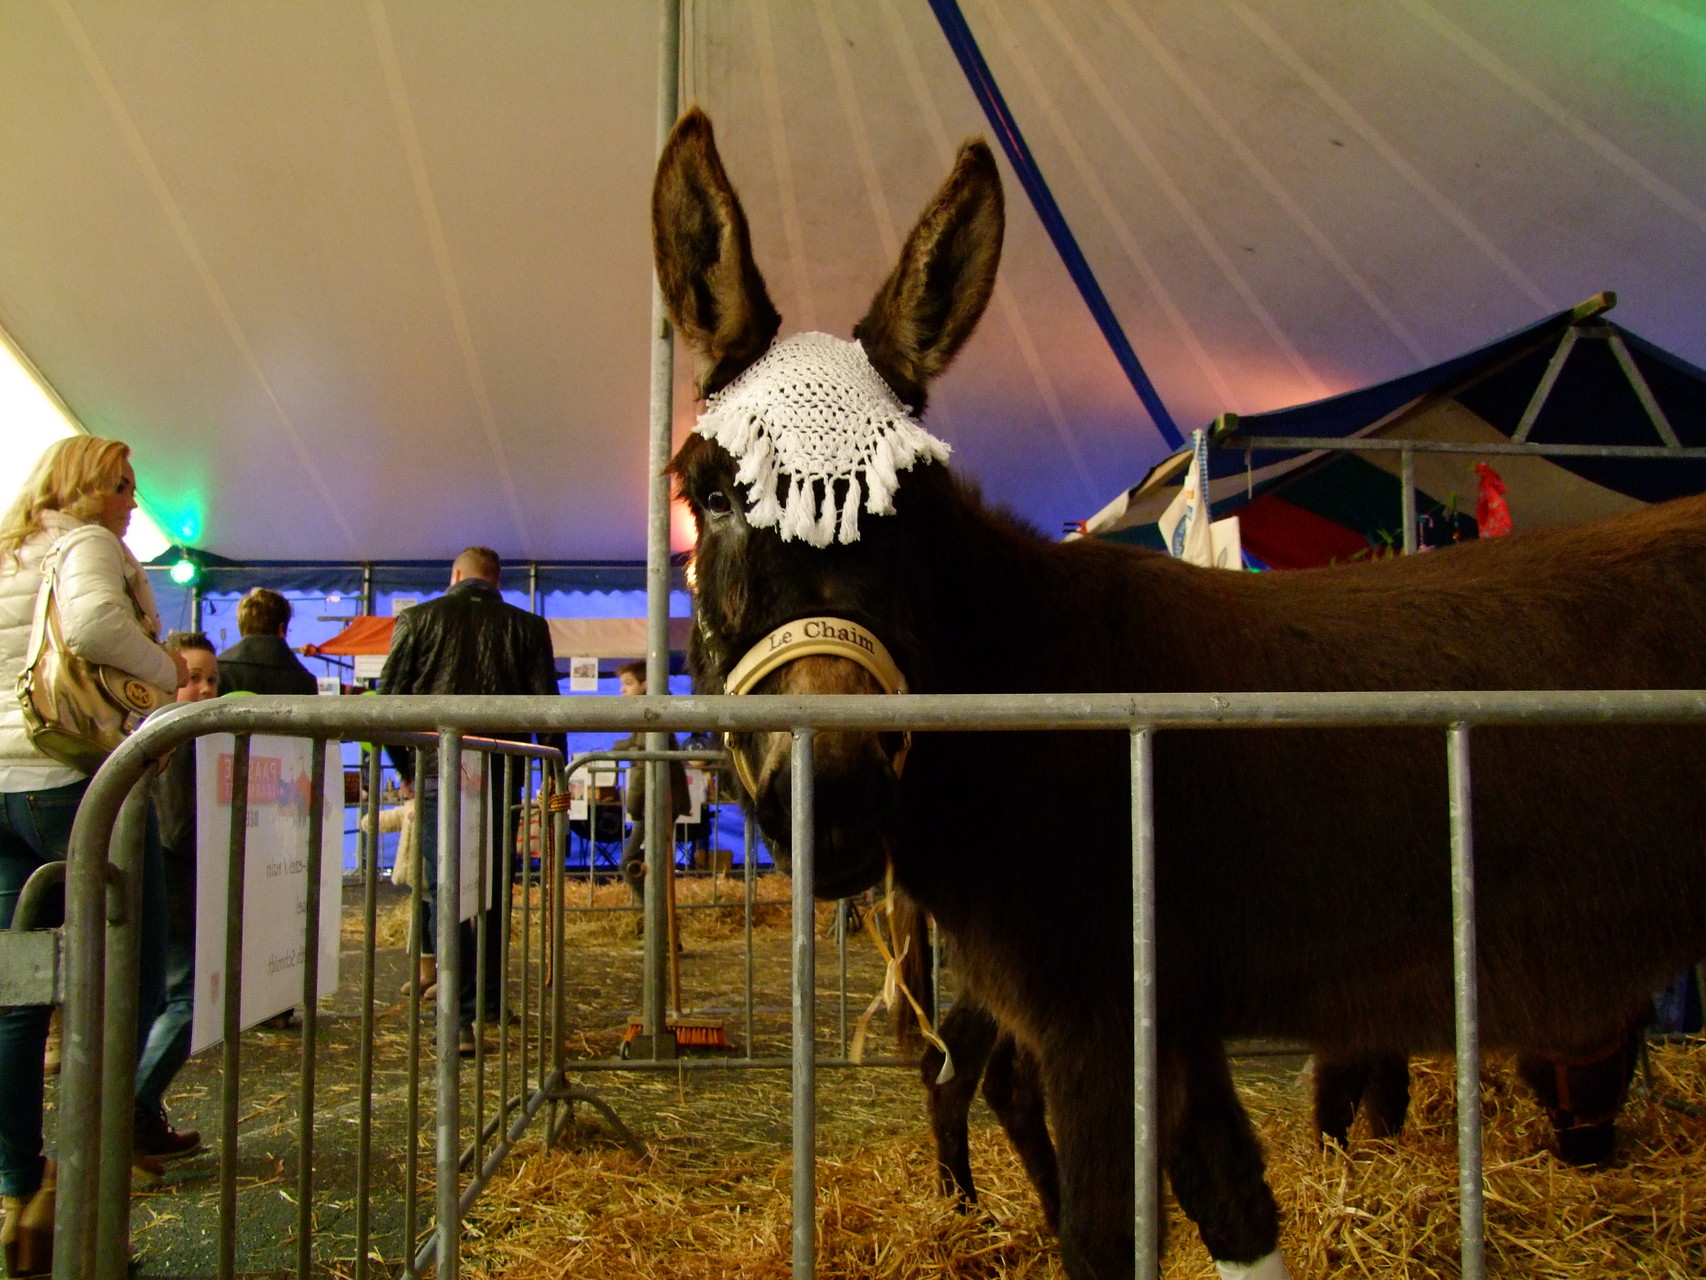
[927,484,1180,695]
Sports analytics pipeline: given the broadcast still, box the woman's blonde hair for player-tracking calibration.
[0,435,131,568]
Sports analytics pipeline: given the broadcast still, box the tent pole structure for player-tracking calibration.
[1401,446,1417,555]
[528,561,540,615]
[361,561,374,617]
[639,0,681,1060]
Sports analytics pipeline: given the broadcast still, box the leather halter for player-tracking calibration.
[721,616,910,798]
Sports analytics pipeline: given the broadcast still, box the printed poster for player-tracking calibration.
[191,735,343,1053]
[567,655,599,693]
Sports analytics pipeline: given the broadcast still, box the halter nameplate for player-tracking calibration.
[721,616,911,797]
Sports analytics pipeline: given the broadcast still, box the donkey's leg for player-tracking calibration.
[1361,1052,1411,1139]
[925,1002,998,1208]
[1044,1032,1135,1280]
[1161,1031,1288,1280]
[981,1035,1061,1232]
[1516,1017,1643,1167]
[1310,1053,1369,1148]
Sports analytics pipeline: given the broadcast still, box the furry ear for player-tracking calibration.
[652,107,782,396]
[855,140,1003,412]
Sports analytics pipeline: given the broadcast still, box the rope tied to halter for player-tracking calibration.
[850,866,954,1084]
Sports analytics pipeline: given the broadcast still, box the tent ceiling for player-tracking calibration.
[1,1,1701,561]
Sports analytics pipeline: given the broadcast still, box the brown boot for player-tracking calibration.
[1,1159,55,1279]
[398,954,437,999]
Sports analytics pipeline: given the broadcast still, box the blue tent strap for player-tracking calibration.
[927,0,1183,450]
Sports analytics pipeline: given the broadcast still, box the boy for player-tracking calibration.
[134,632,218,1159]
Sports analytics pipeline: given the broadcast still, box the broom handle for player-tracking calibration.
[667,848,682,1015]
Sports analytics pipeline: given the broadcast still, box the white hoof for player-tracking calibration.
[1216,1250,1292,1280]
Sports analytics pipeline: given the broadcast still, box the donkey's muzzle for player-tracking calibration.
[755,737,899,899]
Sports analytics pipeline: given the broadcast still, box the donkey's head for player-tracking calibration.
[656,107,1002,897]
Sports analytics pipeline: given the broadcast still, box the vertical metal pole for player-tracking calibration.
[515,756,528,1105]
[55,776,111,1280]
[473,755,490,1158]
[1401,445,1418,555]
[355,743,383,1280]
[1130,728,1159,1280]
[551,767,568,1088]
[643,756,670,1053]
[643,0,682,1053]
[95,779,152,1280]
[929,918,941,1030]
[218,736,251,1280]
[836,899,849,1058]
[528,562,540,615]
[403,749,426,1275]
[191,583,204,633]
[435,730,464,1280]
[297,739,328,1280]
[1448,724,1486,1280]
[790,730,817,1280]
[744,810,756,1059]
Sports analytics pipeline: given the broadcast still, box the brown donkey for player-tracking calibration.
[655,106,1706,1279]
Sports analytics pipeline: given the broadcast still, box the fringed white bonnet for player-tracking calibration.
[693,332,950,547]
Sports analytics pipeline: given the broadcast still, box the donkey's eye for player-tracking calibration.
[703,488,733,516]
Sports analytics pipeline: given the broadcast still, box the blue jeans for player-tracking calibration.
[134,932,194,1115]
[0,778,167,1198]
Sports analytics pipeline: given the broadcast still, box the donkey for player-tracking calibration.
[654,106,1706,1280]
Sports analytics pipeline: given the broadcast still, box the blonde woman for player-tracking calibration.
[0,436,185,1277]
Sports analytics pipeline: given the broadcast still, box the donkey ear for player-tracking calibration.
[855,139,1004,411]
[652,107,782,396]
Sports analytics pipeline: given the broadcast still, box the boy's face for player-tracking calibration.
[618,670,646,696]
[177,651,220,703]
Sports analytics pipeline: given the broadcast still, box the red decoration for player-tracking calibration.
[1475,462,1512,538]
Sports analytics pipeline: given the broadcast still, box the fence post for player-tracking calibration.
[95,778,153,1280]
[297,738,328,1280]
[1448,724,1485,1280]
[217,735,252,1280]
[435,730,464,1280]
[790,729,817,1280]
[1130,727,1159,1280]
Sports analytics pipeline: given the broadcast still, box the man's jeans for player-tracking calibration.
[0,779,166,1197]
[415,775,517,1031]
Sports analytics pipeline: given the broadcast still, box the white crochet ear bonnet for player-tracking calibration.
[693,332,950,547]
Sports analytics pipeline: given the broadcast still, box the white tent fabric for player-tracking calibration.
[1,1,1701,561]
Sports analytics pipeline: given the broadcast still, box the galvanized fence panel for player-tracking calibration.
[49,689,1706,1280]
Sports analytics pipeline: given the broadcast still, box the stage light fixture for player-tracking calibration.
[169,553,200,586]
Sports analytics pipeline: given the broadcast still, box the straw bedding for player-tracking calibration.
[445,877,1704,1279]
[451,1042,1704,1279]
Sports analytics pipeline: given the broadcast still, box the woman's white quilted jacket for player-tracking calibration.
[0,510,176,788]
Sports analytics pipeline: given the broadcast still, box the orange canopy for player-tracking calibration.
[305,615,690,659]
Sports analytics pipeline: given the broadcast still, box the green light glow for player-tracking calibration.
[169,557,199,586]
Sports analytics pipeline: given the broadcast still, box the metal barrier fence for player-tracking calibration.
[50,687,1706,1280]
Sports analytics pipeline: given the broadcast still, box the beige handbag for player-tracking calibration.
[15,528,171,774]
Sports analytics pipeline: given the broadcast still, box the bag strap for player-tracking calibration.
[21,532,75,679]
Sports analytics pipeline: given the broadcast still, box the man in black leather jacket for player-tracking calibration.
[379,547,561,1054]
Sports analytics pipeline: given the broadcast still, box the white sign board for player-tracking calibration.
[353,653,386,681]
[567,655,598,693]
[566,755,620,820]
[191,735,343,1053]
[454,755,488,922]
